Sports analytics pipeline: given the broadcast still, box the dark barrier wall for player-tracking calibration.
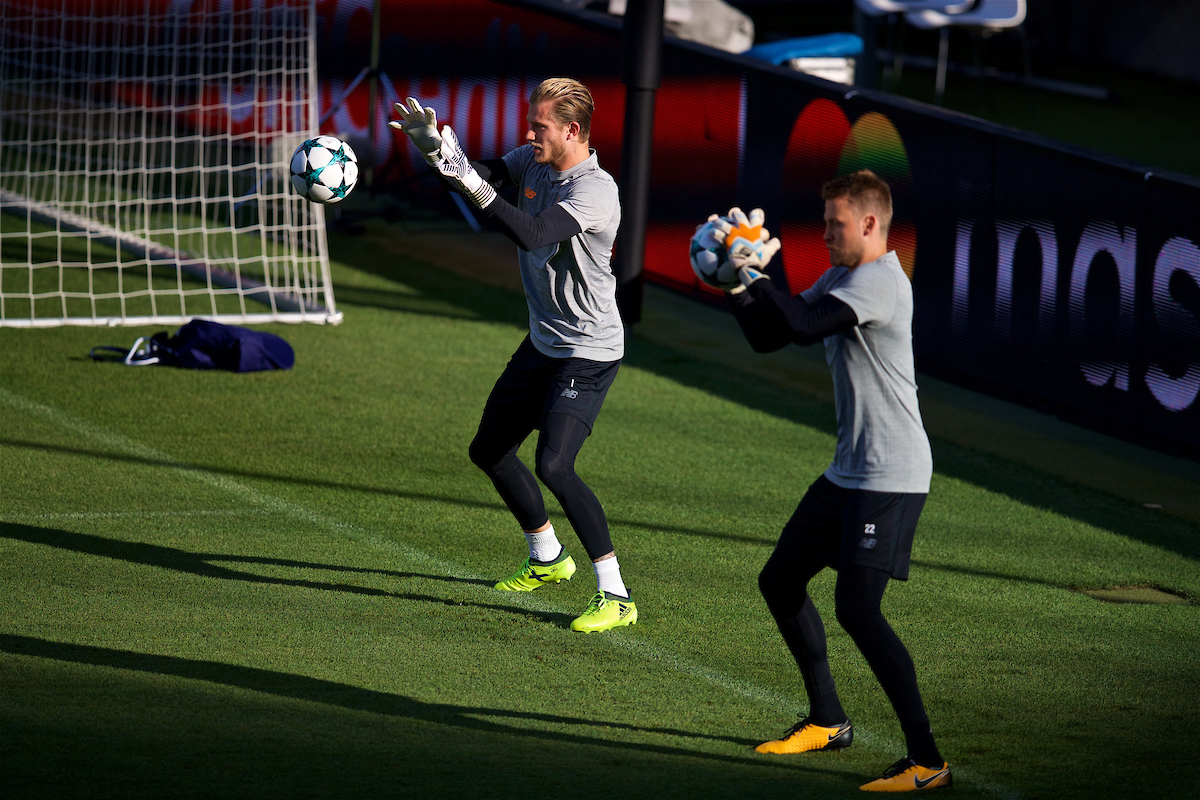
[331,0,1200,454]
[7,0,1198,452]
[309,0,1200,454]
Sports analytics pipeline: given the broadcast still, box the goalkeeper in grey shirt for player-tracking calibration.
[390,78,635,634]
[718,171,951,792]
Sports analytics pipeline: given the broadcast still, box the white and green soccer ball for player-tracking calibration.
[689,217,738,289]
[290,136,359,204]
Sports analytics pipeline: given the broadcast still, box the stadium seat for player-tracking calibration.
[855,0,976,14]
[852,0,979,91]
[607,0,754,53]
[743,33,864,85]
[904,0,1030,105]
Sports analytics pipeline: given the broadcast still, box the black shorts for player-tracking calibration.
[780,475,927,580]
[481,335,620,432]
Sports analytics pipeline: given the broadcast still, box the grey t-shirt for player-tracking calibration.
[502,145,623,362]
[801,250,933,493]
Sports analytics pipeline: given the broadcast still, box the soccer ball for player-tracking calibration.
[689,217,739,289]
[290,136,359,204]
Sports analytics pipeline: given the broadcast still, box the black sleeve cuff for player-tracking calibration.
[735,280,859,348]
[474,158,511,188]
[483,199,582,251]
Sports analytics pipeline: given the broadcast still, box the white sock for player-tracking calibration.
[524,525,562,563]
[593,556,628,598]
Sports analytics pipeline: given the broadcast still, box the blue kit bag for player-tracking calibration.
[91,320,294,372]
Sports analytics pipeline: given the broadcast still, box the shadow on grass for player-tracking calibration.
[329,228,1200,564]
[0,632,817,768]
[1,451,1091,594]
[0,522,576,629]
[0,438,772,548]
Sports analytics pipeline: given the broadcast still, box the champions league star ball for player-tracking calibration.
[688,217,739,289]
[290,136,359,204]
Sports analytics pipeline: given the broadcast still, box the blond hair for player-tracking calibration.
[529,77,594,142]
[821,169,893,235]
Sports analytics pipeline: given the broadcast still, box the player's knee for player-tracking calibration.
[469,436,509,475]
[758,563,776,600]
[834,595,883,640]
[467,437,490,471]
[759,560,797,611]
[534,447,574,491]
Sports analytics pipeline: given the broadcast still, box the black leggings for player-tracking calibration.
[758,553,931,736]
[468,411,613,561]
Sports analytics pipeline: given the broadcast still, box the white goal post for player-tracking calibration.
[0,0,341,328]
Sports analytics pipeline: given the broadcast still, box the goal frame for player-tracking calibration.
[0,0,341,328]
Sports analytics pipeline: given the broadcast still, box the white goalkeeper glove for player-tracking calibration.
[432,125,497,209]
[388,96,443,164]
[712,207,781,291]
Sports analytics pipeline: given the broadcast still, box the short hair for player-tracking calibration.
[821,169,893,235]
[529,77,594,142]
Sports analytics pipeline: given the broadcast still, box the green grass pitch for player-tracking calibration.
[1,220,1197,799]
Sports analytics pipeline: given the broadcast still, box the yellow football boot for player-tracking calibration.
[570,591,637,632]
[494,555,576,592]
[860,757,952,792]
[755,718,853,754]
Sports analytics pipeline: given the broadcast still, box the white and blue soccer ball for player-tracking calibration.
[689,217,738,289]
[290,136,359,204]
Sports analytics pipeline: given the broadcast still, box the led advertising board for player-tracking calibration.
[6,0,1197,451]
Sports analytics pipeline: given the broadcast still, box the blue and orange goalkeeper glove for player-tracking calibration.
[712,207,781,291]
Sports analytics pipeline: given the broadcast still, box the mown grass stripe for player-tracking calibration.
[1,384,1020,799]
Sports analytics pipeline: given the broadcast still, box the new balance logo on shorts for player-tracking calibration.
[560,378,579,399]
[858,522,877,550]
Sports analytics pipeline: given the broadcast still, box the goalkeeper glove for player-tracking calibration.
[432,125,497,209]
[713,207,781,291]
[388,97,443,164]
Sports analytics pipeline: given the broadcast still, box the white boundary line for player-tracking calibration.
[0,510,272,523]
[0,386,1019,799]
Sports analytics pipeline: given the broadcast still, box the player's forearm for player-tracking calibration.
[433,155,580,250]
[736,280,859,348]
[474,159,510,188]
[483,198,582,252]
[433,158,507,194]
[729,288,792,352]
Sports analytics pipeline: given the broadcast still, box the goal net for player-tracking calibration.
[0,0,341,328]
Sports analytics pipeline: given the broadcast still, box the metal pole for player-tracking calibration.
[853,8,879,90]
[614,0,664,326]
[365,0,382,192]
[935,26,949,105]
